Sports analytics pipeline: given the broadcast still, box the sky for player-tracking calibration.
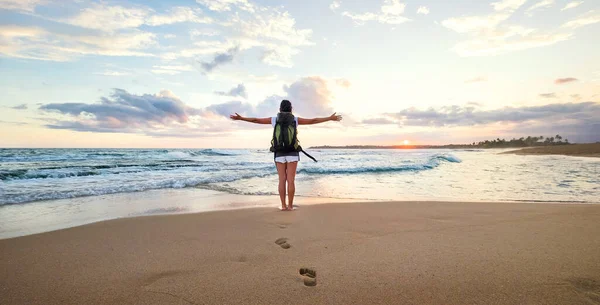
[0,0,599,148]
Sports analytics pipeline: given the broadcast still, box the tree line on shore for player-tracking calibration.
[472,135,569,148]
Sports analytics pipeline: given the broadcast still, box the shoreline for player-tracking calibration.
[3,187,599,240]
[2,200,600,304]
[502,143,600,157]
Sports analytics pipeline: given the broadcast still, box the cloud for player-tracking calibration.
[62,4,212,32]
[562,1,584,11]
[539,93,556,98]
[8,1,313,68]
[383,102,600,127]
[562,10,600,29]
[39,89,204,133]
[145,6,212,26]
[0,25,156,61]
[37,77,336,136]
[555,77,578,84]
[196,0,254,13]
[341,0,411,25]
[442,0,575,57]
[95,71,131,76]
[362,118,396,125]
[0,0,45,12]
[443,17,571,57]
[336,78,351,88]
[442,13,511,34]
[571,94,582,100]
[215,84,248,98]
[527,0,554,13]
[151,65,194,75]
[204,77,335,118]
[491,0,528,12]
[330,1,341,11]
[465,76,487,84]
[200,47,239,72]
[61,4,150,31]
[164,3,313,68]
[190,29,220,38]
[11,104,28,110]
[417,6,430,15]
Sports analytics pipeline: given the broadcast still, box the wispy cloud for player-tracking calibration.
[562,10,600,29]
[491,0,528,12]
[61,4,212,32]
[417,6,430,15]
[330,1,341,11]
[442,1,572,57]
[94,70,131,76]
[0,0,45,12]
[200,47,239,73]
[362,118,396,125]
[526,0,554,15]
[10,104,28,110]
[215,84,248,98]
[341,0,411,25]
[196,0,254,13]
[151,65,194,75]
[0,25,156,61]
[555,77,578,84]
[562,1,584,11]
[336,78,351,88]
[0,0,314,69]
[539,93,556,98]
[382,102,600,127]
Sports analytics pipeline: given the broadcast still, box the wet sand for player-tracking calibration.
[503,143,600,157]
[1,201,600,305]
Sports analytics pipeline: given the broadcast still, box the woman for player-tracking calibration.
[230,100,342,211]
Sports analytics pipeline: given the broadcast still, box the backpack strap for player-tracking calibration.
[300,149,318,162]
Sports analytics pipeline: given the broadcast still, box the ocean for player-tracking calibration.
[1,148,599,238]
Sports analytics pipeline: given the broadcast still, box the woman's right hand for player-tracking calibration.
[230,113,242,120]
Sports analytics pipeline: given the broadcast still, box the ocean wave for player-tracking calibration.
[0,170,276,205]
[0,162,210,181]
[0,169,101,180]
[298,154,461,175]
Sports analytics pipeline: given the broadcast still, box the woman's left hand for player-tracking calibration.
[329,113,343,121]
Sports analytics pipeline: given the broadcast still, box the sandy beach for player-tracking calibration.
[503,143,600,158]
[1,200,600,305]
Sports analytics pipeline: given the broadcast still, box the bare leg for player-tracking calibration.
[275,162,287,210]
[286,161,298,210]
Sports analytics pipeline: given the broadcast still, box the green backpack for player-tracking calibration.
[270,113,317,162]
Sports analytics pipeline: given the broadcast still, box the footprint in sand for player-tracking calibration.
[275,237,291,249]
[299,268,317,287]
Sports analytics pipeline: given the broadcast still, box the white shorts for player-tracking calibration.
[275,156,299,163]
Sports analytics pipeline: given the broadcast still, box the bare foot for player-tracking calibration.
[287,205,294,211]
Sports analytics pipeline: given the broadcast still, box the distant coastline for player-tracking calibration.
[311,135,577,150]
[310,144,477,149]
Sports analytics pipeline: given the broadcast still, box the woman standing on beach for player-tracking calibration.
[230,100,342,211]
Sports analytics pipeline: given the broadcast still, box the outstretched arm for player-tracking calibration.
[298,113,343,125]
[230,113,271,124]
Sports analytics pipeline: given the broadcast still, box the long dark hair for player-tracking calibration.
[279,100,292,113]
